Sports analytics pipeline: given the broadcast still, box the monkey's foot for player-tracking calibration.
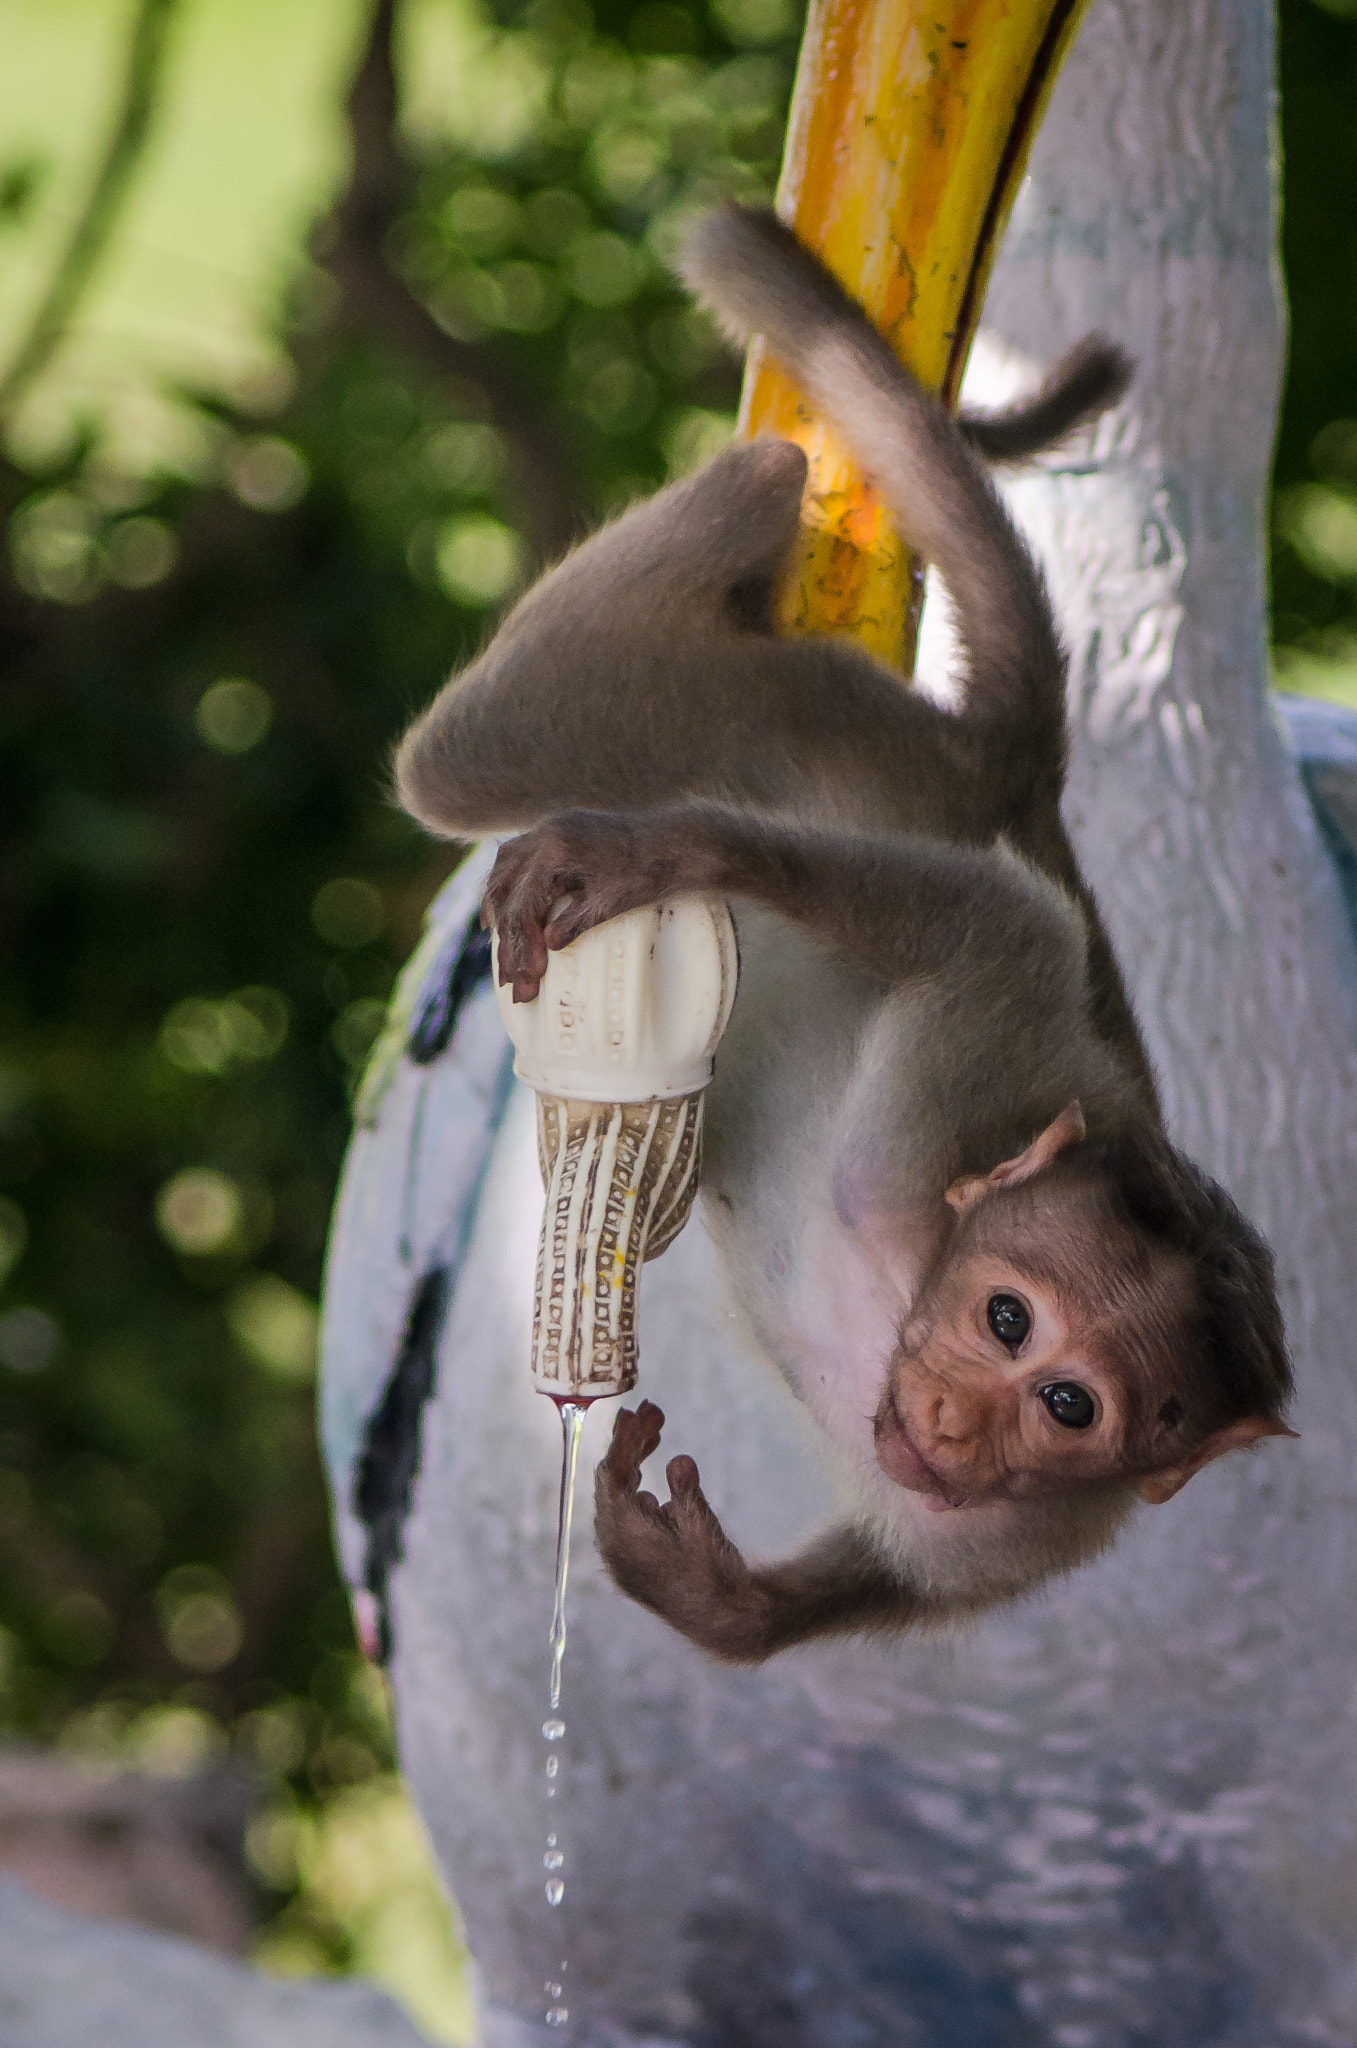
[594,1402,773,1662]
[482,812,688,1003]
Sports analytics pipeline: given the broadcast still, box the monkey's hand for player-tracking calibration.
[595,1401,924,1662]
[594,1401,781,1663]
[483,812,703,1003]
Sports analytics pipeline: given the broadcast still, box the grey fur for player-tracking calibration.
[958,333,1134,464]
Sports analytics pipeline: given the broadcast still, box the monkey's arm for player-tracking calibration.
[595,1404,923,1661]
[486,802,1077,1005]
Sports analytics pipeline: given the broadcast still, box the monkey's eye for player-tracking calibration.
[986,1293,1031,1352]
[1040,1381,1096,1430]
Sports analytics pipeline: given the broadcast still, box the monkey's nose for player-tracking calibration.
[929,1385,986,1446]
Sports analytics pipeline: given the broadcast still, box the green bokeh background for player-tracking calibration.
[0,0,1352,2034]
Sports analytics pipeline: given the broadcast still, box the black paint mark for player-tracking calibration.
[354,1267,449,1665]
[407,910,493,1065]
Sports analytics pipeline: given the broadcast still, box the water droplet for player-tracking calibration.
[545,1878,565,1906]
[546,1833,557,1848]
[546,2007,569,2028]
[544,1850,564,1869]
[545,1981,562,1998]
[545,1755,560,1778]
[542,1718,565,1741]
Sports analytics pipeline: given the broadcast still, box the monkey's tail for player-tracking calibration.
[958,335,1133,465]
[676,204,1082,731]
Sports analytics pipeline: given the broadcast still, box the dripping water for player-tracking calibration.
[540,1396,592,2032]
[549,1400,588,1712]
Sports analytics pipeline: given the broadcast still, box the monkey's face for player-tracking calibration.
[877,1267,1130,1509]
[874,1192,1182,1511]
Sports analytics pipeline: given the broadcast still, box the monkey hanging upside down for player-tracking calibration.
[395,205,1294,1663]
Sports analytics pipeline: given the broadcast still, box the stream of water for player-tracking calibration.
[540,1397,592,2033]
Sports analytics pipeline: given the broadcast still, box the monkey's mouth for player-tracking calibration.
[873,1400,969,1511]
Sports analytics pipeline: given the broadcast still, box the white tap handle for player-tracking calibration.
[493,896,739,1397]
[493,896,738,1104]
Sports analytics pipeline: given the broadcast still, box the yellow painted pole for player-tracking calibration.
[742,0,1091,665]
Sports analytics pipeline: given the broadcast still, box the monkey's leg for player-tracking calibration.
[395,438,994,846]
[595,1404,916,1662]
[403,631,983,846]
[401,224,1137,857]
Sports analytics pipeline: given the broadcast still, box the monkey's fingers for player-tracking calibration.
[487,813,681,992]
[542,899,611,952]
[485,826,607,1000]
[596,1438,767,1659]
[541,862,649,952]
[659,1454,739,1560]
[483,839,557,1001]
[663,1453,716,1528]
[599,1400,666,1496]
[482,835,533,922]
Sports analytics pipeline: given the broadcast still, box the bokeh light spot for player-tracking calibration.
[436,515,523,606]
[105,516,177,589]
[240,1700,310,1776]
[423,420,505,494]
[9,491,101,603]
[155,1167,243,1256]
[160,988,289,1073]
[712,0,796,43]
[228,435,310,511]
[442,182,520,257]
[312,877,386,948]
[227,1273,319,1382]
[129,1703,225,1778]
[1277,483,1357,583]
[566,229,642,306]
[0,1307,59,1374]
[195,676,274,754]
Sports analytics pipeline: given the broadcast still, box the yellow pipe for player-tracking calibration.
[742,0,1091,665]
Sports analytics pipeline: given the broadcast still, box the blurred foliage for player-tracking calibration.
[0,0,804,2028]
[1271,0,1357,705]
[0,0,1351,2035]
[250,1741,475,2044]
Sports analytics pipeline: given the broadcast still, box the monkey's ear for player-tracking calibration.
[1136,1413,1299,1505]
[945,1101,1086,1213]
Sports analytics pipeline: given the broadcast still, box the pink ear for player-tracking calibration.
[1137,1412,1298,1505]
[945,1101,1086,1212]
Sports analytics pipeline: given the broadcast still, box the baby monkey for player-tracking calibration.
[396,205,1294,1663]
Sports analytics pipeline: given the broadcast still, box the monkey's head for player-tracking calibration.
[875,1105,1294,1514]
